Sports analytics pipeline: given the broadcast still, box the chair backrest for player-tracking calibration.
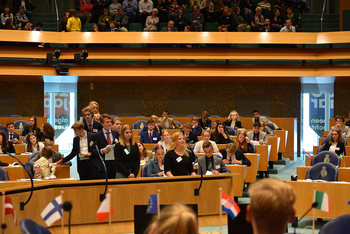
[128,23,143,32]
[204,22,219,32]
[158,22,168,31]
[174,120,182,127]
[323,134,347,145]
[185,115,197,118]
[20,218,52,234]
[135,116,146,118]
[226,126,236,136]
[306,162,338,181]
[24,162,34,177]
[209,115,221,118]
[0,167,9,180]
[10,114,22,117]
[249,142,257,153]
[132,120,147,129]
[168,115,176,118]
[319,214,350,234]
[110,115,118,117]
[317,144,325,154]
[28,151,39,162]
[311,151,339,166]
[141,163,149,177]
[13,120,29,129]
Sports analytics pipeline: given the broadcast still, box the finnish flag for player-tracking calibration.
[41,195,63,226]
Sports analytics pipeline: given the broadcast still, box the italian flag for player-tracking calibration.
[314,190,331,216]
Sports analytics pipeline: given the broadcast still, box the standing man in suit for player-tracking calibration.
[196,141,230,175]
[219,143,251,166]
[5,121,19,144]
[82,106,102,134]
[94,114,120,179]
[139,119,162,143]
[182,123,199,144]
[252,109,279,130]
[158,111,179,129]
[57,120,98,180]
[247,122,268,145]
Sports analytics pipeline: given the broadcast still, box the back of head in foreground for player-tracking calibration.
[145,203,198,234]
[247,178,296,234]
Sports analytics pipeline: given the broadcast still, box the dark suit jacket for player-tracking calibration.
[6,132,19,142]
[161,27,178,31]
[62,132,97,172]
[114,142,140,177]
[83,119,103,133]
[21,126,41,139]
[219,149,251,166]
[322,142,346,156]
[191,125,202,136]
[181,130,199,144]
[224,120,243,129]
[2,141,15,154]
[346,120,350,128]
[197,156,230,175]
[139,130,162,144]
[141,125,162,136]
[198,118,212,130]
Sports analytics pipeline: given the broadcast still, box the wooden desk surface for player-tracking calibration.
[0,154,30,164]
[226,165,247,197]
[5,165,70,180]
[297,166,350,182]
[256,145,271,171]
[245,154,260,183]
[267,136,280,161]
[287,181,350,219]
[13,144,59,154]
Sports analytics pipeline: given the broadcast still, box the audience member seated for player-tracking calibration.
[136,141,153,164]
[25,132,44,152]
[220,142,251,166]
[322,129,346,156]
[212,120,220,132]
[6,121,19,144]
[164,132,196,177]
[140,119,162,143]
[271,8,283,31]
[260,120,273,136]
[177,6,187,31]
[161,19,177,31]
[67,9,82,32]
[271,0,287,19]
[182,123,199,145]
[327,115,350,138]
[252,109,279,130]
[210,121,233,144]
[284,7,298,28]
[257,0,272,20]
[148,145,165,177]
[4,18,15,29]
[189,5,204,31]
[246,178,296,234]
[145,203,198,234]
[30,139,71,166]
[154,0,168,23]
[198,111,212,130]
[93,0,108,24]
[279,18,295,32]
[142,115,162,135]
[14,0,31,20]
[98,8,112,31]
[14,6,29,30]
[33,22,43,31]
[218,6,233,32]
[0,130,15,154]
[224,110,243,130]
[156,130,171,153]
[191,117,202,136]
[251,7,266,32]
[115,8,129,31]
[168,0,180,26]
[236,129,255,153]
[213,0,224,22]
[78,0,93,26]
[22,116,41,139]
[115,125,140,178]
[231,0,241,8]
[110,0,122,17]
[123,0,138,23]
[89,101,100,115]
[199,0,215,23]
[33,146,56,179]
[247,122,268,145]
[1,5,13,26]
[92,23,99,31]
[197,141,230,175]
[158,111,179,129]
[194,130,219,154]
[23,22,33,30]
[93,113,101,122]
[138,0,153,26]
[240,0,256,26]
[292,0,308,14]
[144,8,159,31]
[233,6,251,31]
[112,117,122,134]
[40,122,55,142]
[60,12,69,32]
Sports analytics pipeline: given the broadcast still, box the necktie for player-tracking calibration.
[106,132,111,145]
[149,132,152,143]
[89,124,92,132]
[254,133,258,141]
[10,134,13,140]
[208,158,213,171]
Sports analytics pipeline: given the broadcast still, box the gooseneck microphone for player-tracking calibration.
[293,202,318,234]
[193,154,203,196]
[93,142,108,202]
[63,200,73,234]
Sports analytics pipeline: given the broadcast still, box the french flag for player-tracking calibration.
[221,192,240,220]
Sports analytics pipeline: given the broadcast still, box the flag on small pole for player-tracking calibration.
[2,192,17,226]
[216,151,223,158]
[305,152,311,160]
[108,189,112,234]
[96,192,115,223]
[60,191,64,234]
[314,190,331,216]
[41,195,63,227]
[146,194,159,214]
[221,192,240,220]
[339,153,344,165]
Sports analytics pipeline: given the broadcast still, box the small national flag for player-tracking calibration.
[41,195,62,226]
[96,193,114,222]
[216,151,223,158]
[314,190,331,215]
[221,192,240,220]
[339,153,344,163]
[146,194,158,214]
[4,196,17,225]
[305,152,311,160]
[193,162,198,170]
[34,164,41,171]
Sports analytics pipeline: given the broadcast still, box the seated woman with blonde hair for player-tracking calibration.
[260,120,274,136]
[224,110,243,130]
[33,146,56,179]
[146,203,198,234]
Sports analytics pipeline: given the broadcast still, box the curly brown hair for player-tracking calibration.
[42,122,55,140]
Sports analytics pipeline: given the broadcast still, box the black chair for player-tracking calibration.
[226,126,237,136]
[319,214,350,234]
[19,218,52,234]
[132,120,147,129]
[311,151,339,166]
[306,162,338,181]
[24,162,34,177]
[0,167,9,180]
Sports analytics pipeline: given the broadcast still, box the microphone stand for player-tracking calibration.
[194,155,203,196]
[6,153,33,210]
[63,200,72,234]
[94,143,108,202]
[293,202,318,233]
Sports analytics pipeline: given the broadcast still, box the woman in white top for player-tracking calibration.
[1,5,13,26]
[193,130,219,154]
[144,8,159,31]
[25,132,44,152]
[154,130,171,153]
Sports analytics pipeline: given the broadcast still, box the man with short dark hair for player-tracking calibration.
[158,111,179,129]
[252,109,279,130]
[6,121,19,144]
[139,119,162,143]
[328,115,350,138]
[161,20,178,31]
[247,122,268,145]
[280,19,296,32]
[82,106,102,133]
[191,117,202,136]
[182,123,199,144]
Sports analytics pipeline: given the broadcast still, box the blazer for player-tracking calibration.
[191,125,202,136]
[33,157,56,179]
[196,156,230,175]
[6,132,19,142]
[224,120,243,130]
[93,129,120,170]
[141,125,162,135]
[21,126,41,139]
[29,151,72,166]
[1,141,15,154]
[198,118,212,130]
[247,130,268,145]
[322,142,346,156]
[161,26,178,31]
[181,130,199,144]
[139,130,162,144]
[147,157,164,177]
[114,142,140,177]
[252,116,279,129]
[193,140,219,154]
[62,132,97,173]
[219,149,251,166]
[210,132,233,144]
[83,119,103,133]
[157,117,179,129]
[328,125,350,138]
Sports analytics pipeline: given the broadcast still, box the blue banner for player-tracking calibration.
[309,93,334,137]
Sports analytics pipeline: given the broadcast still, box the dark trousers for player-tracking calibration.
[99,160,116,179]
[78,160,99,180]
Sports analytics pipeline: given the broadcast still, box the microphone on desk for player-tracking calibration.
[63,200,73,234]
[93,141,108,202]
[293,202,318,234]
[193,154,203,196]
[6,152,34,210]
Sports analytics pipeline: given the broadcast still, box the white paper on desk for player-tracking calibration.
[205,171,213,175]
[105,145,115,160]
[44,175,57,180]
[250,141,260,145]
[17,179,42,181]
